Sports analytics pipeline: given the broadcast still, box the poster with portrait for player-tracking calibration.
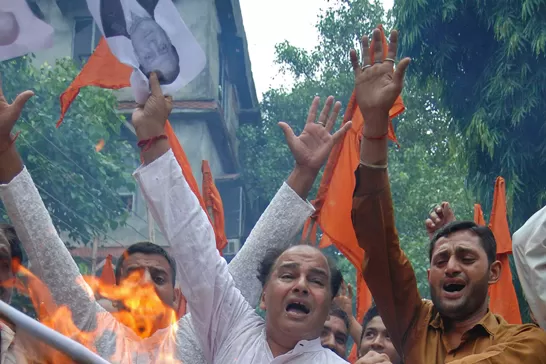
[0,0,54,62]
[86,0,206,104]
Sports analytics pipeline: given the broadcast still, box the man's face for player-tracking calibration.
[321,315,348,358]
[359,316,401,364]
[130,18,179,84]
[260,245,332,344]
[428,230,500,320]
[119,252,178,332]
[0,236,14,303]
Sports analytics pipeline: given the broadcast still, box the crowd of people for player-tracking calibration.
[0,27,544,363]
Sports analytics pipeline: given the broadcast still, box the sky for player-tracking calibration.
[239,0,394,100]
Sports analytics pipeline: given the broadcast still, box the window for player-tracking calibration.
[119,192,135,213]
[217,185,244,239]
[73,17,101,65]
[224,239,241,256]
[218,45,229,117]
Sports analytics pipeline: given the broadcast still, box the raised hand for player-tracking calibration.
[279,96,352,173]
[425,202,456,240]
[333,280,354,318]
[350,29,410,134]
[131,72,173,139]
[0,73,34,151]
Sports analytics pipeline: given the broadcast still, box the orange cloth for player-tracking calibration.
[487,177,522,324]
[99,255,116,286]
[201,160,228,254]
[474,204,486,225]
[57,37,132,127]
[307,25,404,347]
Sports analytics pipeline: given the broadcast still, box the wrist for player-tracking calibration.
[293,164,320,180]
[135,124,165,141]
[286,165,319,200]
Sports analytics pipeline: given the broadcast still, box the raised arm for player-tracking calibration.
[513,205,546,330]
[229,96,349,307]
[0,74,101,330]
[349,29,419,355]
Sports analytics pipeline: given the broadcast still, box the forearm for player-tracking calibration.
[0,144,23,184]
[136,123,170,165]
[228,181,314,307]
[349,316,363,345]
[359,112,389,166]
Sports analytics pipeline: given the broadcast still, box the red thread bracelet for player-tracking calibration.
[0,132,20,155]
[363,132,388,140]
[137,134,168,151]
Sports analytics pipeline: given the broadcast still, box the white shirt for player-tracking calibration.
[513,205,546,330]
[135,150,347,363]
[0,321,27,364]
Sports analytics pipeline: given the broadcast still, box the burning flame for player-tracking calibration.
[7,264,181,363]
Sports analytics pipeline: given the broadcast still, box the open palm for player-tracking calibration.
[279,96,352,172]
[350,29,410,119]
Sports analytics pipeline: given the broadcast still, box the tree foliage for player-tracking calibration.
[239,0,475,298]
[0,56,135,244]
[395,0,546,229]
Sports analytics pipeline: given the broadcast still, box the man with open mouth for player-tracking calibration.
[351,27,546,363]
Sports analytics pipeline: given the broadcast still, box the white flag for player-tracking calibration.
[86,0,206,104]
[0,0,54,62]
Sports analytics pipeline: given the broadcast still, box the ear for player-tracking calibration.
[488,260,502,284]
[259,291,267,311]
[173,287,181,308]
[427,268,431,283]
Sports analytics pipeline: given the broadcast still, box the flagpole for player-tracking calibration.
[0,301,110,364]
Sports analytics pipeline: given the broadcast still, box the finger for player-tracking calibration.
[149,72,162,97]
[306,96,320,124]
[12,91,34,112]
[387,30,399,61]
[278,122,296,142]
[361,35,371,66]
[425,218,435,231]
[350,49,361,78]
[317,96,334,126]
[325,101,341,132]
[0,74,5,102]
[372,28,383,64]
[332,120,352,143]
[340,280,347,296]
[348,283,354,299]
[393,57,411,89]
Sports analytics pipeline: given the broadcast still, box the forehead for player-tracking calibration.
[364,316,387,332]
[325,315,348,333]
[275,246,329,271]
[432,230,485,256]
[122,252,171,274]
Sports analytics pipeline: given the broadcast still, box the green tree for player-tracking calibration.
[240,0,475,299]
[0,55,136,244]
[394,0,546,229]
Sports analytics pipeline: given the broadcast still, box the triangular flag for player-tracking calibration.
[202,160,228,254]
[99,255,116,286]
[474,204,486,225]
[488,177,521,324]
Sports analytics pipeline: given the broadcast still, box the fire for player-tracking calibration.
[6,265,181,363]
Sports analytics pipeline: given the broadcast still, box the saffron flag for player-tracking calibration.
[474,204,486,226]
[202,160,228,254]
[99,255,116,286]
[0,0,53,61]
[487,177,522,324]
[84,0,206,104]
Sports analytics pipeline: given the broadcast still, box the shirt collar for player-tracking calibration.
[429,309,500,337]
[292,338,325,354]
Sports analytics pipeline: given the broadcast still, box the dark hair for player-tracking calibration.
[115,242,176,286]
[257,246,343,297]
[429,221,497,264]
[360,304,379,344]
[329,303,350,330]
[0,224,24,273]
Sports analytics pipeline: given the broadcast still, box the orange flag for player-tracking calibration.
[202,160,228,254]
[487,177,521,324]
[57,38,132,127]
[99,255,116,286]
[305,26,405,357]
[474,204,486,226]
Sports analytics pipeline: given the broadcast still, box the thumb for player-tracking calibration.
[12,90,34,114]
[278,122,295,142]
[393,57,411,88]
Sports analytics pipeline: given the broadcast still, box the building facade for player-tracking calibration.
[28,0,260,267]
